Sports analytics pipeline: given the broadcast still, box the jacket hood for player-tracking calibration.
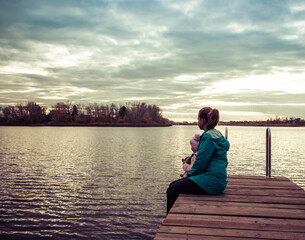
[205,129,230,151]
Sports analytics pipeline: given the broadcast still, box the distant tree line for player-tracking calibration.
[219,117,305,127]
[0,102,170,126]
[173,117,305,127]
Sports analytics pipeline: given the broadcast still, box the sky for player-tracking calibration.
[0,0,305,122]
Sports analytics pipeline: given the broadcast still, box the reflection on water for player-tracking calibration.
[0,126,304,239]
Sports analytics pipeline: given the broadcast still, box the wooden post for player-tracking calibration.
[225,127,228,140]
[266,128,271,178]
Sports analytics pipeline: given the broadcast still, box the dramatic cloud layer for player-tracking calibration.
[1,0,305,121]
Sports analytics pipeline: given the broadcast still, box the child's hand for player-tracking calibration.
[181,156,188,163]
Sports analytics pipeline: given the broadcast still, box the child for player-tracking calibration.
[180,134,201,177]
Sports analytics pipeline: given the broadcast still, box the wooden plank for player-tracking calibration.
[178,194,305,205]
[227,179,303,189]
[227,184,303,190]
[170,203,305,219]
[163,214,305,233]
[228,179,303,189]
[154,232,255,240]
[227,179,304,190]
[224,188,305,197]
[228,175,289,181]
[228,178,297,183]
[157,225,305,240]
[228,177,295,184]
[174,197,305,210]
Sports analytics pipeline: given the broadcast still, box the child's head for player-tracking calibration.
[190,134,200,153]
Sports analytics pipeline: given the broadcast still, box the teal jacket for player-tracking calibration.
[187,128,230,194]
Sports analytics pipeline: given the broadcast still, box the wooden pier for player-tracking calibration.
[154,175,305,239]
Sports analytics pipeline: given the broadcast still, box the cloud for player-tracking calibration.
[0,0,305,121]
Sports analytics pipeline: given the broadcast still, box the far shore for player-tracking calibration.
[0,122,173,127]
[1,122,305,127]
[219,123,305,127]
[173,121,305,127]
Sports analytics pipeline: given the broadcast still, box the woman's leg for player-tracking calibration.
[168,177,185,187]
[166,177,207,214]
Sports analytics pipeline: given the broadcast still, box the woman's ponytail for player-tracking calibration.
[206,108,219,129]
[198,107,219,129]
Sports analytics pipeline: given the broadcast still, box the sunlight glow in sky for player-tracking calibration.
[0,0,305,121]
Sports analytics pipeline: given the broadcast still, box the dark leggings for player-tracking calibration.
[166,177,207,214]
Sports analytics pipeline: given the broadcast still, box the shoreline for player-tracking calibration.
[173,122,305,127]
[219,123,305,127]
[0,123,173,127]
[1,122,304,127]
[1,124,304,127]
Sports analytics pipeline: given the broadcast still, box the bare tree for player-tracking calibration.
[119,106,127,119]
[110,103,118,121]
[49,102,71,123]
[148,104,162,123]
[26,102,46,123]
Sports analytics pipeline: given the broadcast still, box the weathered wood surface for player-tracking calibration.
[154,175,305,240]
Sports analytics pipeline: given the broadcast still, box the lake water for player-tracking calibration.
[0,126,304,239]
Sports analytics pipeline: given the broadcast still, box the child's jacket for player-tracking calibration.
[182,153,197,172]
[187,128,230,194]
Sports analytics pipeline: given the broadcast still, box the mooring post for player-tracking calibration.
[225,127,228,140]
[266,128,271,178]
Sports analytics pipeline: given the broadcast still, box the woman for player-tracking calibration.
[166,107,230,214]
